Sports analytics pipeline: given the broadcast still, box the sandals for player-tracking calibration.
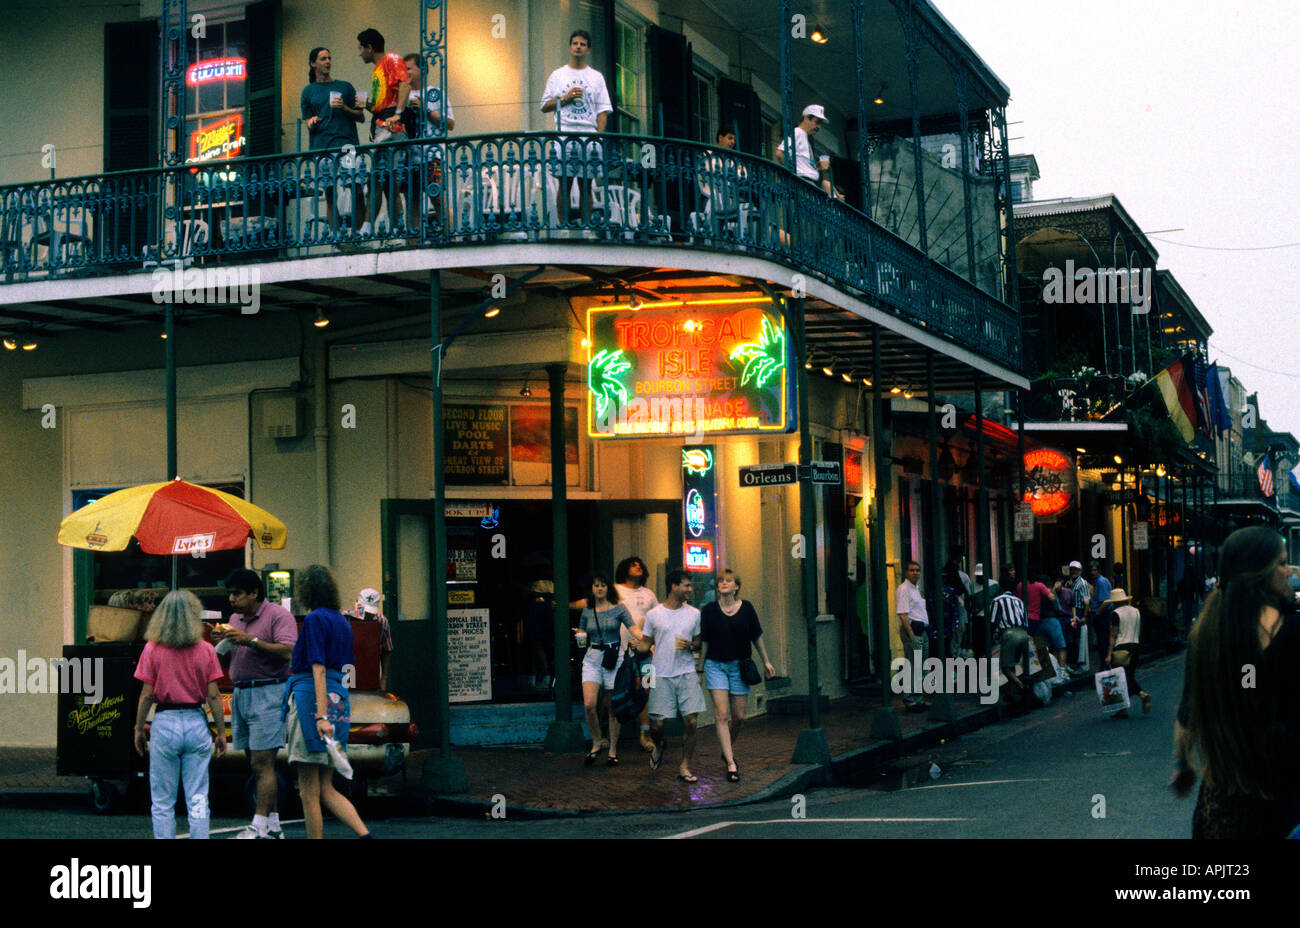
[606,756,620,767]
[649,746,663,772]
[1141,693,1152,714]
[584,749,600,767]
[726,769,740,783]
[677,772,699,783]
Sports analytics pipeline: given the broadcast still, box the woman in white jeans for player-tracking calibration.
[133,591,227,839]
[573,573,642,766]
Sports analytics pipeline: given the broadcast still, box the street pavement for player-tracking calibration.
[0,653,1186,838]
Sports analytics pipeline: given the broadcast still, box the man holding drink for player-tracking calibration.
[540,30,613,228]
[638,570,705,783]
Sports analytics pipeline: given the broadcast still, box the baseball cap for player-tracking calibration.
[802,104,828,124]
[1068,560,1083,570]
[357,587,382,615]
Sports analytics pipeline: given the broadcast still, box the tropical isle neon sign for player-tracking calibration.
[587,304,791,437]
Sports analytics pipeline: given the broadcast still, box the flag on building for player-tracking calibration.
[1257,452,1274,497]
[1150,355,1198,443]
[1205,362,1232,436]
[1290,469,1300,499]
[1191,356,1213,440]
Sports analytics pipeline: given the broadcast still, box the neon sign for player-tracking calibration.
[188,114,245,163]
[685,489,706,538]
[682,447,714,476]
[187,57,247,86]
[1022,447,1076,517]
[587,304,791,438]
[685,540,714,572]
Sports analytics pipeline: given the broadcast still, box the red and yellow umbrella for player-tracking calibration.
[57,479,287,555]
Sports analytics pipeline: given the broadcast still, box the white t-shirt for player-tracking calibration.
[541,64,612,133]
[614,584,658,629]
[896,579,928,625]
[776,126,818,180]
[1113,604,1141,646]
[410,87,454,135]
[642,603,701,679]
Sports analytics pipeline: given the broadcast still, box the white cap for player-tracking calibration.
[802,104,828,124]
[357,587,382,615]
[1068,560,1083,570]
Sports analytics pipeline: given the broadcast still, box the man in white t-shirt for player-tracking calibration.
[615,555,659,752]
[540,30,612,226]
[776,104,829,187]
[638,569,704,782]
[402,52,455,234]
[895,560,929,711]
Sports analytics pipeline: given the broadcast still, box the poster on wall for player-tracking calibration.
[444,405,509,485]
[447,608,491,702]
[509,405,579,486]
[586,302,794,438]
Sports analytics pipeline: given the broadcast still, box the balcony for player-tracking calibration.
[0,133,1022,374]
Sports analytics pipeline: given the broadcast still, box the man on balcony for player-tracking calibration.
[776,104,829,191]
[540,30,612,230]
[357,28,412,240]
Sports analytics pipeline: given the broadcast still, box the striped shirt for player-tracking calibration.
[989,591,1027,631]
[1071,576,1091,615]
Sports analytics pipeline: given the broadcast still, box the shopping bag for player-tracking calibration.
[322,735,354,780]
[1076,626,1089,667]
[1094,667,1130,715]
[1027,641,1058,683]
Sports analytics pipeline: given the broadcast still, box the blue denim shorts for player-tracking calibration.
[1029,617,1066,650]
[703,658,749,696]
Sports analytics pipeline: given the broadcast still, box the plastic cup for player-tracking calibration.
[818,155,831,170]
[575,630,588,648]
[329,91,342,105]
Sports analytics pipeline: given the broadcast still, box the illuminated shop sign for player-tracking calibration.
[683,444,718,573]
[586,304,792,438]
[1022,447,1077,517]
[188,114,245,163]
[187,57,247,86]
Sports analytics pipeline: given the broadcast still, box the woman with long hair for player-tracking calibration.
[573,573,640,766]
[286,565,371,838]
[700,569,775,782]
[133,591,226,839]
[1172,526,1300,838]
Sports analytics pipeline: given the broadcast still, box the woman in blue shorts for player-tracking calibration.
[700,569,776,782]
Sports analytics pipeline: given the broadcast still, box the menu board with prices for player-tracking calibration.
[447,608,491,702]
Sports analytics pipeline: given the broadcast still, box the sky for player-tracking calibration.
[935,0,1300,465]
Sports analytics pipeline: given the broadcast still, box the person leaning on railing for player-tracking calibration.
[300,46,363,237]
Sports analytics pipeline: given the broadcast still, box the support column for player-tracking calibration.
[791,296,830,766]
[422,269,467,793]
[851,0,871,215]
[927,352,956,722]
[974,372,991,659]
[545,363,585,753]
[778,0,795,176]
[869,327,901,741]
[1016,390,1028,612]
[901,6,929,254]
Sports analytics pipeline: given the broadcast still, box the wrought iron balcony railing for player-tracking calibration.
[1215,472,1281,507]
[0,132,1022,372]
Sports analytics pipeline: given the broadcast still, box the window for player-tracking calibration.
[692,68,716,144]
[615,16,645,134]
[180,17,248,165]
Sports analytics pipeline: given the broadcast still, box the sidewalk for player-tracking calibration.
[1,660,1165,817]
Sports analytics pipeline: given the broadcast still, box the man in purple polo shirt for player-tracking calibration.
[213,568,297,839]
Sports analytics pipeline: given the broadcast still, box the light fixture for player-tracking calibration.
[1156,464,1166,477]
[804,357,814,371]
[810,24,828,44]
[628,294,642,311]
[160,332,167,339]
[683,320,697,332]
[484,306,501,318]
[822,363,834,377]
[874,83,887,105]
[520,379,532,398]
[862,377,872,387]
[1075,447,1086,453]
[890,385,901,395]
[2,338,14,350]
[902,388,913,399]
[581,337,590,348]
[313,305,330,328]
[22,338,36,351]
[841,371,852,383]
[1114,455,1123,465]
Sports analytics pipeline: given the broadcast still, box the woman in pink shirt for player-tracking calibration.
[133,590,227,839]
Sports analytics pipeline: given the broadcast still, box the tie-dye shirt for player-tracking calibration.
[368,52,408,113]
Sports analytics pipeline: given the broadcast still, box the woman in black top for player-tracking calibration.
[572,573,641,767]
[700,569,776,782]
[1172,526,1300,838]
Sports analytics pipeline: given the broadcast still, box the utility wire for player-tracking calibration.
[1212,345,1300,380]
[1150,235,1300,252]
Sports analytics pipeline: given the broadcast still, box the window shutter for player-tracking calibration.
[104,21,159,172]
[245,0,282,156]
[718,77,761,154]
[648,25,692,139]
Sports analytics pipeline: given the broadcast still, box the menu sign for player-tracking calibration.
[447,608,491,702]
[444,405,509,484]
[587,303,792,438]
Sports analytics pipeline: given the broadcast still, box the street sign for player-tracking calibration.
[803,460,843,485]
[739,463,798,487]
[1132,521,1149,550]
[1014,502,1035,541]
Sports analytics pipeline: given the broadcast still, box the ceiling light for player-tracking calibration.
[822,364,834,377]
[810,24,828,44]
[890,385,901,395]
[1114,455,1123,465]
[902,389,913,399]
[520,379,532,398]
[874,83,887,105]
[160,332,167,339]
[313,306,330,328]
[581,337,590,348]
[2,338,14,350]
[804,358,813,371]
[1076,447,1086,453]
[22,338,36,350]
[1156,464,1166,477]
[862,377,872,387]
[484,306,501,318]
[628,295,642,311]
[841,371,852,383]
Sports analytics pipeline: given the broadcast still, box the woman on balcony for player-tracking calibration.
[1172,526,1300,838]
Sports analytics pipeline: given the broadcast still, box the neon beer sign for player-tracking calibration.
[187,57,247,86]
[1022,448,1076,517]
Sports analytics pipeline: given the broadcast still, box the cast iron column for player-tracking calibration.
[927,351,944,659]
[867,327,901,741]
[974,371,991,658]
[851,0,871,215]
[544,364,584,752]
[791,296,830,766]
[421,270,466,793]
[1016,390,1028,612]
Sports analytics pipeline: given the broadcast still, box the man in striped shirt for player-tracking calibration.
[990,575,1029,695]
[1067,560,1091,672]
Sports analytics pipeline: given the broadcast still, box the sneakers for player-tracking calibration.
[233,824,285,839]
[263,829,285,840]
